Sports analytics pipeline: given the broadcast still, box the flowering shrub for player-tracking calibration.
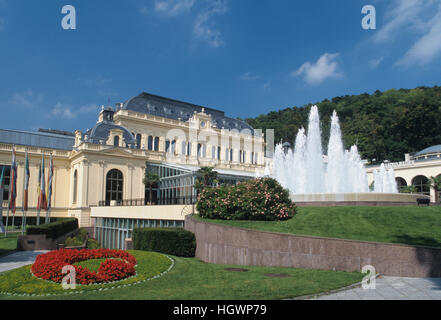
[31,248,137,285]
[197,177,296,221]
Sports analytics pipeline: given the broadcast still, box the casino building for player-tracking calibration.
[1,92,441,248]
[0,92,266,248]
[366,146,441,202]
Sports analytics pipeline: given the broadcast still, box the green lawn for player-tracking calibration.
[0,253,363,300]
[0,233,19,257]
[194,206,441,247]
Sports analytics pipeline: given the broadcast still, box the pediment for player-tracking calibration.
[99,147,136,157]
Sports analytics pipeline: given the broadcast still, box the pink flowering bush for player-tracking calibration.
[197,178,295,221]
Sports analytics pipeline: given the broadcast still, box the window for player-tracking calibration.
[165,140,170,153]
[73,170,78,203]
[412,175,429,195]
[181,141,186,155]
[113,136,119,147]
[136,134,141,149]
[154,137,159,152]
[148,136,153,151]
[0,165,11,201]
[395,177,407,192]
[106,169,123,205]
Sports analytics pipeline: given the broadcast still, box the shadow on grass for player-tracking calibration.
[393,235,441,248]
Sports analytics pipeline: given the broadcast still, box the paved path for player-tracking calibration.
[310,276,441,300]
[0,251,48,273]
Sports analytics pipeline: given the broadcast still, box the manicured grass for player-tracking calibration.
[0,253,363,300]
[74,258,110,272]
[0,250,172,295]
[0,233,19,257]
[193,206,441,247]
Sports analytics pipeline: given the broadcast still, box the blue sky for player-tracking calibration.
[0,0,440,132]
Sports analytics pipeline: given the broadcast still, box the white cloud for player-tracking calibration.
[79,104,99,113]
[372,0,427,43]
[397,4,441,66]
[49,103,99,120]
[50,103,77,119]
[369,56,384,69]
[154,0,195,17]
[193,0,227,48]
[263,80,271,92]
[292,53,342,85]
[10,90,43,108]
[372,0,441,66]
[239,72,260,81]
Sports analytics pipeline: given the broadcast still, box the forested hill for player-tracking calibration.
[245,86,441,164]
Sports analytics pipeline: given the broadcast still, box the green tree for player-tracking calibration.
[194,166,218,193]
[427,176,441,203]
[143,171,159,205]
[400,185,417,194]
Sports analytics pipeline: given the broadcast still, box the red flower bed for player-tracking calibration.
[31,248,137,285]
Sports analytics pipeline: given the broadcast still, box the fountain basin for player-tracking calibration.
[291,192,430,206]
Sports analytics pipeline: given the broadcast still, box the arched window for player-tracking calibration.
[412,175,429,195]
[73,170,78,203]
[136,134,141,149]
[395,177,407,192]
[165,139,171,153]
[113,136,119,147]
[0,165,11,201]
[106,169,123,205]
[148,136,153,151]
[154,137,159,151]
[181,141,186,155]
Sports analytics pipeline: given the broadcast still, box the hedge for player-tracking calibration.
[132,228,196,257]
[2,216,58,227]
[26,218,79,239]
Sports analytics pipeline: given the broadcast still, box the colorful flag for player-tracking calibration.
[36,162,41,210]
[23,152,30,211]
[9,147,17,214]
[39,155,47,211]
[0,166,4,189]
[47,154,53,211]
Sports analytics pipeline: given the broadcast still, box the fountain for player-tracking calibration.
[266,105,428,204]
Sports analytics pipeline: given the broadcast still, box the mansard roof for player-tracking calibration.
[0,129,74,150]
[122,92,255,134]
[85,121,136,147]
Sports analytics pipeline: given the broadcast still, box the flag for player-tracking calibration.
[23,152,30,211]
[0,165,4,210]
[36,162,41,210]
[47,154,53,211]
[0,166,4,191]
[9,147,17,214]
[38,155,47,210]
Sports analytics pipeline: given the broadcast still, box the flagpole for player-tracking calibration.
[0,187,4,234]
[5,178,11,237]
[21,151,28,235]
[0,166,5,233]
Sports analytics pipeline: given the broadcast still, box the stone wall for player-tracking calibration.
[185,216,441,277]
